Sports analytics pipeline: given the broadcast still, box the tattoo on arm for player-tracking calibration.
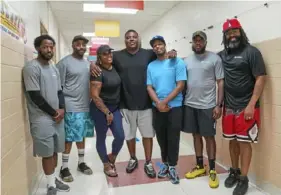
[90,81,109,114]
[217,79,224,106]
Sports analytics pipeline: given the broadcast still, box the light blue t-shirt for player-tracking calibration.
[147,57,187,108]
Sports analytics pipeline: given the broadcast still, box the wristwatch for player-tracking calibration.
[106,111,112,116]
[217,103,223,108]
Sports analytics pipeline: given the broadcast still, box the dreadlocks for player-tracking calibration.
[222,28,250,52]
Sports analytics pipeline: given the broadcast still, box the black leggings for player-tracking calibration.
[152,106,182,166]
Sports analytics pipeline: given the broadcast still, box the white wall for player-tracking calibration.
[59,33,71,59]
[6,0,70,60]
[141,1,281,57]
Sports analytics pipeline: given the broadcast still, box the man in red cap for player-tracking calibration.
[218,18,266,195]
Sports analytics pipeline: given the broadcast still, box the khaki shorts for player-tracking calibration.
[120,109,155,140]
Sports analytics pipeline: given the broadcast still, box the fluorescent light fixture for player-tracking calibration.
[83,32,96,37]
[83,3,138,14]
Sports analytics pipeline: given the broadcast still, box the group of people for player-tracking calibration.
[22,18,266,195]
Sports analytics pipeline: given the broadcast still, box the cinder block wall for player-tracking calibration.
[181,37,281,194]
[1,33,42,195]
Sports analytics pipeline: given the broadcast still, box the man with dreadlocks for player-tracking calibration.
[218,18,266,195]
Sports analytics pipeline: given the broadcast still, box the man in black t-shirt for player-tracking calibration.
[91,30,177,178]
[218,19,266,195]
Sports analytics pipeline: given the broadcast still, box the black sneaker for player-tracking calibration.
[126,157,138,173]
[233,176,249,195]
[225,168,241,188]
[144,161,156,178]
[60,167,74,182]
[77,162,93,175]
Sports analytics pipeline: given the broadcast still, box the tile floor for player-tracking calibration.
[34,131,266,195]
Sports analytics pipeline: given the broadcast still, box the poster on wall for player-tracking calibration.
[0,0,27,44]
[94,20,120,37]
[88,55,97,62]
[88,37,110,62]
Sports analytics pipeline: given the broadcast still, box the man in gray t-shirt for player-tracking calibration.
[182,31,224,189]
[57,35,94,182]
[23,35,69,194]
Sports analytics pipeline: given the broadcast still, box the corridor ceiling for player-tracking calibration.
[49,1,180,49]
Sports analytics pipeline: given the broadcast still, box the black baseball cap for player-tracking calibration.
[72,35,89,44]
[192,31,207,41]
[149,35,166,47]
[97,45,114,55]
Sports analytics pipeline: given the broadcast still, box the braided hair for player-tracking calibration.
[222,28,250,52]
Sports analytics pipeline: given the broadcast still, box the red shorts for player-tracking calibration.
[222,107,260,143]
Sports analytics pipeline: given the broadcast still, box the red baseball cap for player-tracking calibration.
[223,19,242,32]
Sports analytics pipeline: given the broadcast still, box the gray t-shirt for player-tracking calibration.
[23,59,61,124]
[56,55,90,112]
[184,51,224,109]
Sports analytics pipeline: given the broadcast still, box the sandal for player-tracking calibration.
[104,163,118,177]
[108,154,117,170]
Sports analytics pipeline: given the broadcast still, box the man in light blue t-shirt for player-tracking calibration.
[146,35,187,184]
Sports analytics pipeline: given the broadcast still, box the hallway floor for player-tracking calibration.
[34,131,266,195]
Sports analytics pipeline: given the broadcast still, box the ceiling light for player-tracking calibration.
[83,3,138,14]
[83,32,96,37]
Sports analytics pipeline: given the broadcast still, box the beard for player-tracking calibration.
[192,45,206,54]
[38,50,53,61]
[227,36,241,49]
[75,49,85,57]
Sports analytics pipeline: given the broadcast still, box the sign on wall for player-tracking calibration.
[89,37,110,56]
[0,0,27,44]
[88,55,97,62]
[105,0,144,10]
[94,20,120,37]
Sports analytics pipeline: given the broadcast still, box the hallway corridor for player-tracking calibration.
[34,132,266,195]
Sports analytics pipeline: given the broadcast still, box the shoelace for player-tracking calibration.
[146,163,154,171]
[129,159,136,166]
[228,169,236,178]
[169,168,177,178]
[56,179,64,185]
[80,163,90,169]
[210,172,216,181]
[159,164,167,172]
[237,180,244,186]
[62,168,71,175]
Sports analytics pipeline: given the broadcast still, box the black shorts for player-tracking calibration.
[182,105,216,137]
